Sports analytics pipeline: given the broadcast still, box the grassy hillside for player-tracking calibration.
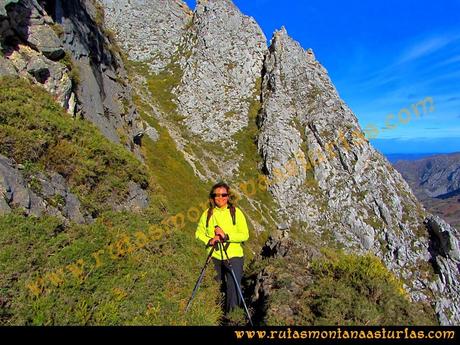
[0,211,222,325]
[0,76,222,325]
[0,77,148,216]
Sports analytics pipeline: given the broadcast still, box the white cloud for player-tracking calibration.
[396,33,460,65]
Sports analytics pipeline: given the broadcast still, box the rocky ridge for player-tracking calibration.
[258,27,419,270]
[175,0,266,144]
[102,0,267,181]
[256,27,460,324]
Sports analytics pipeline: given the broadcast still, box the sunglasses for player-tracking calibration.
[212,193,229,198]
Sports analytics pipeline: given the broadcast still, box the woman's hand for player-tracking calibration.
[208,236,221,247]
[214,226,226,241]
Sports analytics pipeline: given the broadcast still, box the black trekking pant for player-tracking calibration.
[212,256,244,313]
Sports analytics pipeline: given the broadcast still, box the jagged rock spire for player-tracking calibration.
[257,26,460,324]
[176,0,267,143]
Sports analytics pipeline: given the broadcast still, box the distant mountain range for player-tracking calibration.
[386,153,440,163]
[392,152,460,229]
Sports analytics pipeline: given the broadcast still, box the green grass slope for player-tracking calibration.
[0,77,222,325]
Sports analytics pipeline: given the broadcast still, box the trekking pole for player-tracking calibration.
[219,242,254,326]
[185,245,215,313]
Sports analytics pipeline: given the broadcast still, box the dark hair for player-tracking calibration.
[208,181,234,208]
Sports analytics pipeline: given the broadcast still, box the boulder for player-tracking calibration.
[0,57,16,76]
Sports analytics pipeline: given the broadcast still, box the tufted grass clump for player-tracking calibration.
[265,249,437,325]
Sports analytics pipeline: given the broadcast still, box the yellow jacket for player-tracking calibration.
[195,206,249,260]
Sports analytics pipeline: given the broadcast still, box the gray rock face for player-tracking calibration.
[176,0,266,143]
[5,0,64,59]
[114,181,149,212]
[0,0,19,17]
[35,171,86,224]
[2,0,145,151]
[257,27,460,324]
[0,57,16,76]
[1,0,72,109]
[425,215,460,323]
[138,123,160,142]
[0,154,86,223]
[258,28,401,243]
[101,0,266,145]
[0,154,45,217]
[8,44,72,107]
[57,0,143,148]
[0,0,20,40]
[100,0,192,73]
[426,215,460,261]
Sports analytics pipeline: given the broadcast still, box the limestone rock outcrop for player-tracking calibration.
[256,27,460,324]
[175,0,266,144]
[56,0,142,147]
[0,154,86,224]
[1,0,72,109]
[101,0,192,74]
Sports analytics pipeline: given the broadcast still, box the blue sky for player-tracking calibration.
[184,0,460,154]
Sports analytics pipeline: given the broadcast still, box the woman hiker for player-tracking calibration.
[195,182,249,314]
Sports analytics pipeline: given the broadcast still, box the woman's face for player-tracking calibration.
[213,187,229,208]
